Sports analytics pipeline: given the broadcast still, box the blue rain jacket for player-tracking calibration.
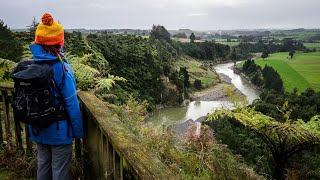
[28,44,83,145]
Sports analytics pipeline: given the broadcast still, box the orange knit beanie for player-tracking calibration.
[35,13,64,47]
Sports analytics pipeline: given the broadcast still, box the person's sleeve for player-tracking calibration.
[61,63,83,139]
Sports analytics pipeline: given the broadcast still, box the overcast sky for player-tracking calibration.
[1,0,319,30]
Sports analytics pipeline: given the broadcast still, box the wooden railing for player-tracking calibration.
[0,83,33,154]
[0,83,175,179]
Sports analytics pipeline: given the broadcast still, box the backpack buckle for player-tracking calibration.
[44,90,50,95]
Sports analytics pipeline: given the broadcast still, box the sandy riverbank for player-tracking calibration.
[190,73,246,101]
[191,83,230,101]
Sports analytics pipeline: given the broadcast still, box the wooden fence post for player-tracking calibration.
[0,96,3,144]
[13,114,23,150]
[1,90,11,142]
[25,125,33,155]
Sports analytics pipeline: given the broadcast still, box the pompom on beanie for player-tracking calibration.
[35,13,64,47]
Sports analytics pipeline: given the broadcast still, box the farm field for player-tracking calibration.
[255,52,320,92]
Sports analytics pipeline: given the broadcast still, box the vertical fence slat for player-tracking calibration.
[0,94,3,144]
[113,149,116,180]
[81,103,90,180]
[14,116,23,150]
[75,139,81,160]
[2,90,11,142]
[98,129,104,178]
[107,139,114,180]
[97,129,102,178]
[120,158,123,180]
[102,135,108,179]
[76,101,83,160]
[11,90,23,150]
[113,149,121,180]
[25,124,33,155]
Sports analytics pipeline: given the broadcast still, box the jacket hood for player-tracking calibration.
[30,44,63,61]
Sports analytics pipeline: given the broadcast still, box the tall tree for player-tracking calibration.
[0,20,23,62]
[261,50,269,60]
[150,25,171,43]
[229,47,240,61]
[289,50,295,59]
[27,17,39,41]
[189,32,196,43]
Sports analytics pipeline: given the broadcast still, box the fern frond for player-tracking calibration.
[0,58,17,72]
[71,63,100,82]
[96,78,115,91]
[108,74,127,82]
[95,75,126,91]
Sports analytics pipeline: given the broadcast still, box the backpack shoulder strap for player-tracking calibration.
[34,58,67,101]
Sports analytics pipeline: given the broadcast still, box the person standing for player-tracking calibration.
[29,13,83,180]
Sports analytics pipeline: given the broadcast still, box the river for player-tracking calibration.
[146,62,260,126]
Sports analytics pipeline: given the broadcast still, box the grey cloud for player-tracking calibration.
[0,0,319,30]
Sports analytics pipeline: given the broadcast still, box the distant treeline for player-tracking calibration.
[175,41,231,60]
[238,38,304,53]
[174,37,307,62]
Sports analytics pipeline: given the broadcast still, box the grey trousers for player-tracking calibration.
[37,143,72,180]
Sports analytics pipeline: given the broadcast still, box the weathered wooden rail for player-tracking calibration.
[0,83,175,179]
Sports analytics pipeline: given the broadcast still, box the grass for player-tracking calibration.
[0,168,14,179]
[255,52,320,92]
[174,56,218,88]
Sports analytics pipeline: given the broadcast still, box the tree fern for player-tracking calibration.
[0,58,17,72]
[206,87,320,179]
[96,75,126,91]
[0,58,16,81]
[65,52,125,91]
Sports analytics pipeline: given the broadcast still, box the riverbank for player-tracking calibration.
[232,65,263,92]
[191,83,228,101]
[149,62,260,137]
[190,73,246,102]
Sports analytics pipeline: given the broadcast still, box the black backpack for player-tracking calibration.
[12,60,68,130]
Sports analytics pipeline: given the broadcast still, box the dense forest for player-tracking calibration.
[2,22,243,108]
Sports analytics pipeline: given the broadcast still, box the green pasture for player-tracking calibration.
[255,52,320,92]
